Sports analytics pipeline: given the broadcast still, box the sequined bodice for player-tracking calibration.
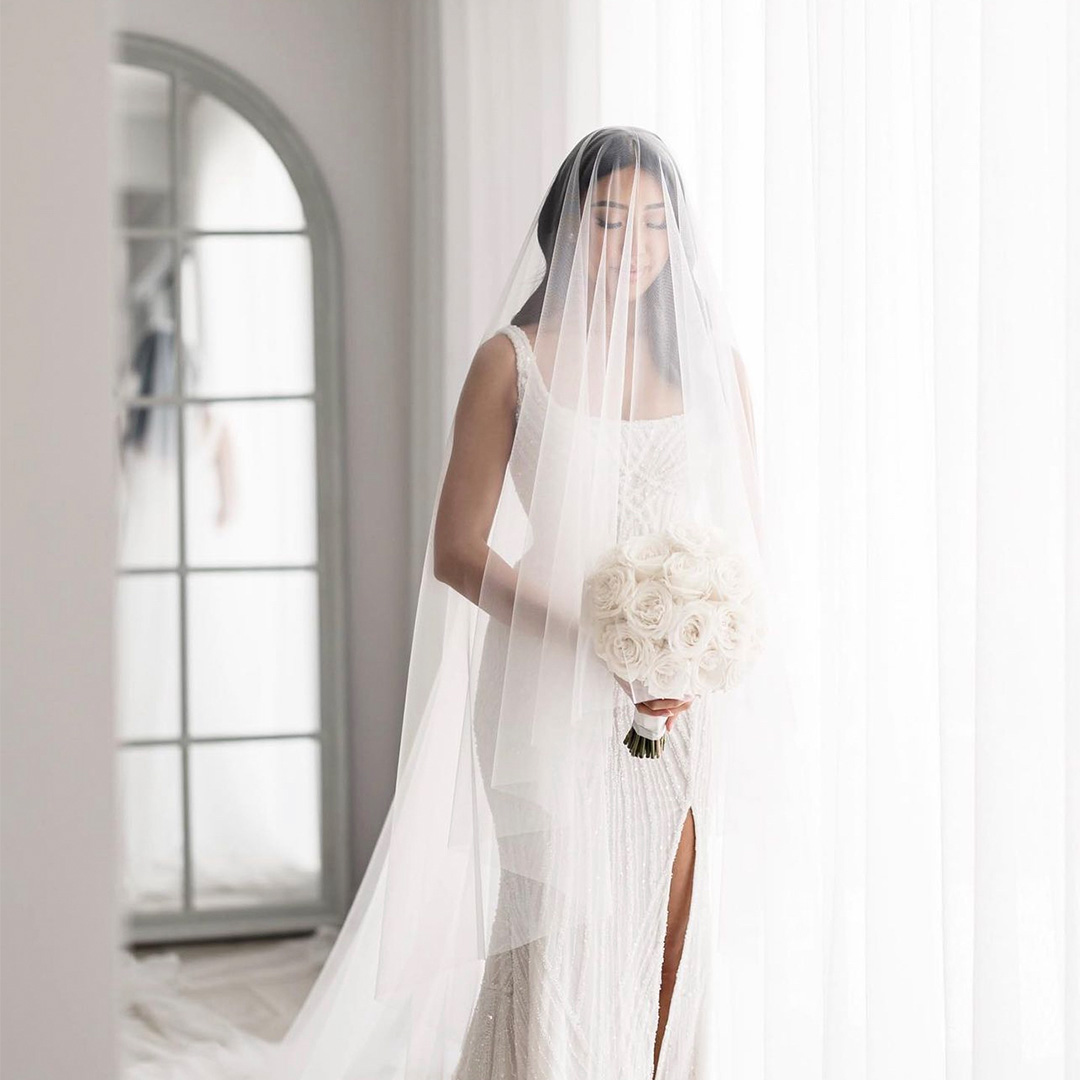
[500,324,690,541]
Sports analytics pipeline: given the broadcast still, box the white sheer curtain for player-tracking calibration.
[427,1,1078,1075]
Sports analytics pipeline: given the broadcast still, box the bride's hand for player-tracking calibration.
[613,675,696,731]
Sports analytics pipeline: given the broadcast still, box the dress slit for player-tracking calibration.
[653,802,698,1079]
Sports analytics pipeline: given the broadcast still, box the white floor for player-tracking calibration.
[120,927,337,1079]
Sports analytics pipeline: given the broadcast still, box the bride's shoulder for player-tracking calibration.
[485,322,537,360]
[458,328,520,422]
[459,323,539,419]
[475,323,536,384]
[471,326,517,376]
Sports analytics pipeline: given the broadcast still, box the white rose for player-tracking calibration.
[716,655,747,692]
[621,533,671,576]
[718,597,769,662]
[584,558,636,623]
[595,619,655,682]
[709,601,742,656]
[712,552,754,603]
[667,599,716,659]
[644,649,693,699]
[690,642,731,693]
[661,548,716,601]
[623,578,676,640]
[665,520,722,556]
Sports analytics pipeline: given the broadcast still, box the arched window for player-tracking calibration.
[112,34,349,943]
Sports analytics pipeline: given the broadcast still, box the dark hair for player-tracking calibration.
[511,126,686,385]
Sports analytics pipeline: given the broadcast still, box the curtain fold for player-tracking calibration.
[429,1,1078,1074]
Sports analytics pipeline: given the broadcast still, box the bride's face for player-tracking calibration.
[586,166,670,304]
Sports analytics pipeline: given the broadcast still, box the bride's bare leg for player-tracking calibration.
[652,807,696,1078]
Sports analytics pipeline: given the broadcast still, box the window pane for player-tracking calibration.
[117,405,180,569]
[116,573,181,740]
[190,739,321,909]
[179,86,305,231]
[116,238,177,399]
[120,745,184,914]
[187,570,319,737]
[184,400,317,567]
[180,235,314,397]
[112,64,172,228]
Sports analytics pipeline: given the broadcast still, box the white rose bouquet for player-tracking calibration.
[582,521,766,758]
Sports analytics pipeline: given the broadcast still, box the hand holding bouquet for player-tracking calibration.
[582,521,766,759]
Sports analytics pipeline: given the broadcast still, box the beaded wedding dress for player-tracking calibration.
[451,324,718,1080]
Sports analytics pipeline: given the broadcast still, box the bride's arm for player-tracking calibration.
[433,334,578,642]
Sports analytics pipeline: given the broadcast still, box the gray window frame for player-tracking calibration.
[115,32,351,944]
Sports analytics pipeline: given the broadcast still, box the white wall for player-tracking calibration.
[117,0,414,888]
[0,1,120,1077]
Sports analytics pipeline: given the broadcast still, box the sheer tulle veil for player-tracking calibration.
[265,126,818,1079]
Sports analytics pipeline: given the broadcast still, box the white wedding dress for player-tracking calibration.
[451,324,718,1080]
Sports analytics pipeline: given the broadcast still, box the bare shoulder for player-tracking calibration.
[468,328,517,386]
[455,329,518,426]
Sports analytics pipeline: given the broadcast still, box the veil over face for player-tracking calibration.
[268,126,815,1080]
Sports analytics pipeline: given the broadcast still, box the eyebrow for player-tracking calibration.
[592,200,666,210]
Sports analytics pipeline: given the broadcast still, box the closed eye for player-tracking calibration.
[596,216,667,231]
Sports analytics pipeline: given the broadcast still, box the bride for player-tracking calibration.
[267,126,809,1080]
